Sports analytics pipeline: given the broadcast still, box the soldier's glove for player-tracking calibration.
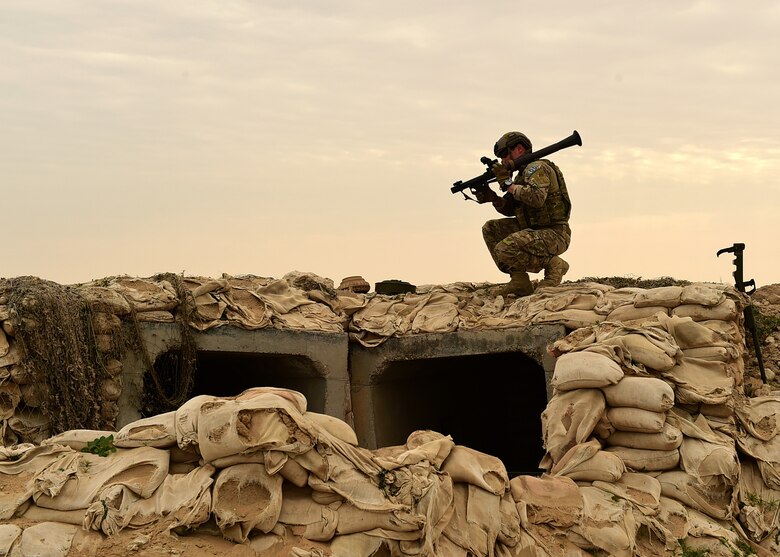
[474,187,499,204]
[491,163,513,190]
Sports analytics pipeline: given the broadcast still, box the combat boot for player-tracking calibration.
[536,256,570,289]
[500,272,534,298]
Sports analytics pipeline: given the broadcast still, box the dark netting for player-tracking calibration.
[3,276,104,432]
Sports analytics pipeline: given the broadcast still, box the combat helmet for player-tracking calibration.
[494,131,532,158]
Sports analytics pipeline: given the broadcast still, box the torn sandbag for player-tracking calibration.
[114,411,177,448]
[541,388,605,465]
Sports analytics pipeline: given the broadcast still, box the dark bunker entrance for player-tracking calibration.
[370,351,548,476]
[190,351,327,413]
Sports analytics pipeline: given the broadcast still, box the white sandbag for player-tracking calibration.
[551,440,625,482]
[509,474,583,527]
[8,521,78,557]
[601,376,675,412]
[441,445,509,495]
[551,351,624,391]
[212,462,283,543]
[33,446,169,511]
[304,411,358,445]
[607,407,666,433]
[606,422,683,451]
[604,446,680,472]
[541,389,605,465]
[114,411,177,448]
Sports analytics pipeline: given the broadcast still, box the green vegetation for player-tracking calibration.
[571,276,691,289]
[81,434,117,457]
[745,492,779,512]
[678,539,710,557]
[753,308,780,344]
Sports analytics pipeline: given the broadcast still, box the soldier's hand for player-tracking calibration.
[474,187,498,204]
[491,162,512,183]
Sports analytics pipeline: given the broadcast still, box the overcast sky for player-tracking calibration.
[2,1,779,288]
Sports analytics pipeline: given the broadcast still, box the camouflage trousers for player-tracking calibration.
[482,218,571,275]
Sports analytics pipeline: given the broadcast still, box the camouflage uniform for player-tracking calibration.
[483,158,571,274]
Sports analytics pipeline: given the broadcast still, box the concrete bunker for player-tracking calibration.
[349,325,566,476]
[369,351,549,476]
[192,350,327,413]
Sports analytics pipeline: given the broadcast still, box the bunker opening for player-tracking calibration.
[369,352,548,476]
[191,350,327,413]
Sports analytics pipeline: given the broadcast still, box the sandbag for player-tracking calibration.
[551,351,624,391]
[607,407,666,433]
[662,357,735,406]
[551,440,625,482]
[441,445,509,495]
[672,298,738,322]
[304,411,358,446]
[601,376,675,412]
[212,463,283,543]
[114,411,177,448]
[8,521,78,557]
[606,304,668,323]
[33,446,169,511]
[592,472,662,514]
[657,470,737,520]
[0,524,21,556]
[509,474,583,528]
[735,396,780,442]
[738,458,780,543]
[541,389,605,465]
[605,422,683,451]
[604,446,680,472]
[599,332,678,372]
[568,486,638,557]
[634,286,683,308]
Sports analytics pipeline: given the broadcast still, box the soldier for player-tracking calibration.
[475,131,572,297]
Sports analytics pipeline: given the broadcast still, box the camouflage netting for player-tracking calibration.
[1,273,780,556]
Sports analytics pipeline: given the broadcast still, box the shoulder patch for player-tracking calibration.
[524,163,541,177]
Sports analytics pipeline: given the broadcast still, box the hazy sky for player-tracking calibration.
[2,1,779,288]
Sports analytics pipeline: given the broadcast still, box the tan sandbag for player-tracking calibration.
[593,472,662,514]
[8,521,78,557]
[235,386,308,413]
[735,395,780,441]
[100,378,122,402]
[33,446,169,511]
[601,376,675,412]
[304,411,358,445]
[0,524,22,556]
[0,382,21,419]
[634,286,683,308]
[662,357,735,405]
[44,429,117,451]
[551,351,624,391]
[657,313,730,349]
[135,310,175,322]
[551,440,625,482]
[735,431,780,490]
[0,444,72,520]
[174,394,217,449]
[568,486,637,557]
[606,304,668,323]
[442,482,501,557]
[672,298,738,322]
[0,328,8,357]
[79,286,132,315]
[328,533,385,557]
[497,491,523,548]
[441,445,509,495]
[509,474,582,528]
[114,411,177,448]
[107,277,179,312]
[212,462,283,543]
[607,407,666,433]
[599,332,678,372]
[604,446,680,471]
[739,458,780,543]
[19,382,48,408]
[606,422,683,451]
[84,464,215,536]
[8,409,49,443]
[0,343,21,367]
[541,389,605,465]
[679,434,739,487]
[196,392,315,463]
[682,345,738,362]
[657,470,737,520]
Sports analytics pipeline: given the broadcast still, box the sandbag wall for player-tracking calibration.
[538,285,780,555]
